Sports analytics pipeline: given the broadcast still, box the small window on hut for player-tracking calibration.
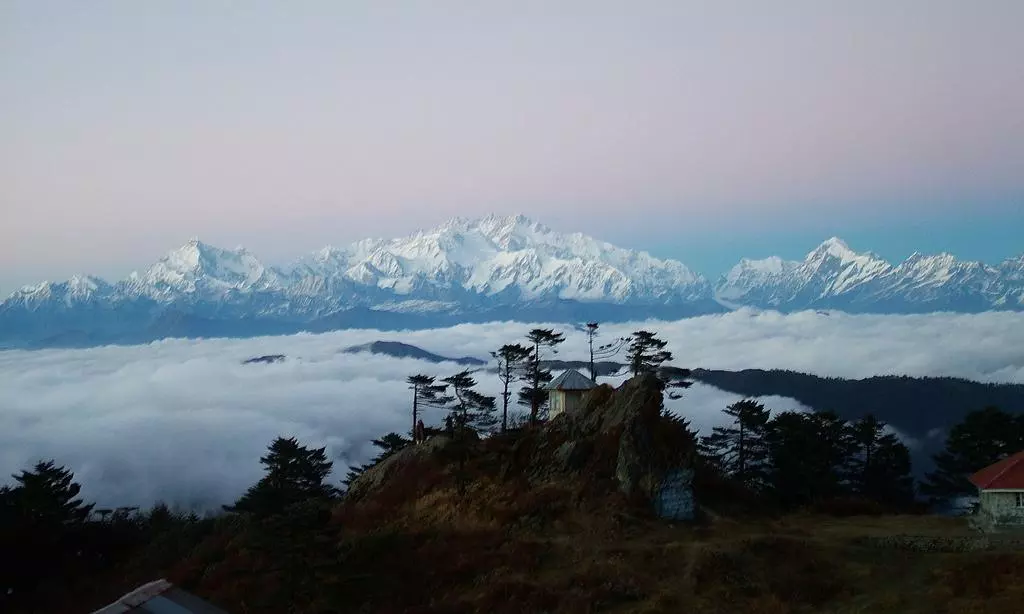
[1016,492,1024,508]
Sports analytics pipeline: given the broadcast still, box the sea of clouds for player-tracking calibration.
[2,309,1022,511]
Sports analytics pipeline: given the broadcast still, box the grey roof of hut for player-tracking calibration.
[91,579,228,614]
[545,369,597,391]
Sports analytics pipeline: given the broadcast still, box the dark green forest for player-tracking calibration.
[692,368,1024,473]
[691,369,1024,438]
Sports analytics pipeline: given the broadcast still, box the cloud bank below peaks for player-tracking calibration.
[0,309,1021,511]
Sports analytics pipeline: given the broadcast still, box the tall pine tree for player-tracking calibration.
[5,460,94,526]
[625,330,672,375]
[440,371,497,496]
[520,328,565,425]
[846,414,915,506]
[492,344,532,432]
[701,400,771,490]
[226,437,336,517]
[406,375,452,442]
[443,370,499,435]
[765,411,852,507]
[0,462,95,610]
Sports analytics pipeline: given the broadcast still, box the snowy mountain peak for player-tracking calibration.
[149,238,253,277]
[288,214,709,303]
[123,239,276,299]
[808,237,859,261]
[65,274,109,296]
[417,214,551,252]
[477,212,545,231]
[11,281,54,300]
[733,256,789,275]
[67,274,97,287]
[1001,254,1024,272]
[310,246,347,265]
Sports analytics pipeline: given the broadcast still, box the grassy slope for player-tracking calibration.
[63,511,1024,614]
[87,438,1024,613]
[179,496,1023,614]
[45,424,1024,614]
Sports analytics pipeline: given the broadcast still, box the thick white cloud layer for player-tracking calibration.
[1,310,1021,511]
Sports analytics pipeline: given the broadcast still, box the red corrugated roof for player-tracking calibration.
[969,451,1024,490]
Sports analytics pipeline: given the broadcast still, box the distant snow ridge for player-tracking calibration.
[8,275,113,310]
[0,215,717,346]
[121,239,284,300]
[715,237,1024,311]
[2,217,1022,349]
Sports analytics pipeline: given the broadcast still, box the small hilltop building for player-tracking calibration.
[969,450,1024,533]
[545,369,597,419]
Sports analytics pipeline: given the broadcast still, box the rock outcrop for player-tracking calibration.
[344,374,697,520]
[533,373,697,518]
[344,433,467,504]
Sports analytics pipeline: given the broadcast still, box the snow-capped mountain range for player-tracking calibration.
[1,214,1021,348]
[717,237,1024,311]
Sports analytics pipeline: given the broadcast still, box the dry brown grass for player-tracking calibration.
[69,426,1024,614]
[326,443,1022,613]
[332,474,1014,613]
[73,492,1024,614]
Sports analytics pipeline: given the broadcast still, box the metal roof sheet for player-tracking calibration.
[545,369,596,391]
[969,450,1024,490]
[91,580,228,614]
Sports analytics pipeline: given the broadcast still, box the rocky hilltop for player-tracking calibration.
[345,374,699,522]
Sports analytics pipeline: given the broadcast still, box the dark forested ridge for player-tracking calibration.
[692,368,1024,473]
[691,369,1024,432]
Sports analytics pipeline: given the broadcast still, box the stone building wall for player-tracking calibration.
[978,490,1024,531]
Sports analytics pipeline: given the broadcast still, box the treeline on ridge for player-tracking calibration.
[692,368,1024,442]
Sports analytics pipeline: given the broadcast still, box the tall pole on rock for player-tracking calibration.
[587,323,628,382]
[586,322,599,383]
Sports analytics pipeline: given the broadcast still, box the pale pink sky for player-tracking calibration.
[1,1,1022,292]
